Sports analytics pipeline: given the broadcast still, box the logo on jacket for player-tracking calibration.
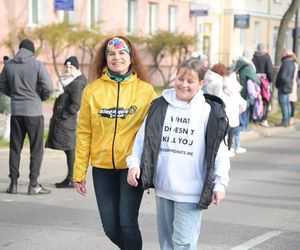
[99,105,137,119]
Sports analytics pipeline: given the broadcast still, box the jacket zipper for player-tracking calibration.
[111,82,121,170]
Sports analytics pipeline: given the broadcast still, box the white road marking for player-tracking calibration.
[230,230,284,250]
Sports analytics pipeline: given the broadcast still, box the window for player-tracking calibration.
[127,0,138,34]
[149,2,158,35]
[60,9,77,24]
[88,0,102,29]
[254,21,261,47]
[168,5,177,33]
[28,0,47,26]
[28,0,39,25]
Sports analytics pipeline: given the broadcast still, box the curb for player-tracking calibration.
[240,122,299,142]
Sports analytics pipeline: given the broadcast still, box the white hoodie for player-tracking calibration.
[127,88,230,203]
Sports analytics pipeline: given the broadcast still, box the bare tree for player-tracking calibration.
[34,23,76,77]
[145,31,196,86]
[275,0,300,67]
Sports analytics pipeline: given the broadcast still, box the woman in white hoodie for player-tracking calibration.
[127,59,230,250]
[204,63,247,155]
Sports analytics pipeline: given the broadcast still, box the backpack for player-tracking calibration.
[252,97,264,120]
[246,79,264,121]
[258,74,271,102]
[247,79,261,105]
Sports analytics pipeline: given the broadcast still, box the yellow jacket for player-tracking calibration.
[73,71,157,182]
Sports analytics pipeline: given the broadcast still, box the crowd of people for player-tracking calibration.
[0,37,298,250]
[202,43,299,157]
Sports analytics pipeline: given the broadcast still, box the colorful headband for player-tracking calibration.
[105,37,131,56]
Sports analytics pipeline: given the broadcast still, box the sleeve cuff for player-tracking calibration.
[126,155,141,169]
[213,183,226,192]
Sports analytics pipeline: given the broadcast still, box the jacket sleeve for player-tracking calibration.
[279,61,295,93]
[126,118,146,169]
[60,77,87,119]
[37,62,53,101]
[213,141,230,192]
[73,87,92,182]
[0,67,11,96]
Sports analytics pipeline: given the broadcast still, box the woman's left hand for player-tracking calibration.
[212,191,225,205]
[127,167,140,187]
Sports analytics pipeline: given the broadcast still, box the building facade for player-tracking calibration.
[0,0,297,85]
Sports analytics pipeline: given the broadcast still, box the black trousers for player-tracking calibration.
[9,116,44,186]
[64,149,75,179]
[93,168,144,250]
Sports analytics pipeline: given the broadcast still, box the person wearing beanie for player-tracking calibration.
[252,42,274,127]
[19,39,35,54]
[64,56,79,69]
[0,39,53,195]
[46,56,87,188]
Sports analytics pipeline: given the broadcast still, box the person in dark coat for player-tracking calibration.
[275,49,296,127]
[46,56,87,188]
[252,43,274,127]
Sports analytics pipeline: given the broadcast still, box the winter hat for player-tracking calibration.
[19,39,35,54]
[64,56,79,69]
[257,43,265,53]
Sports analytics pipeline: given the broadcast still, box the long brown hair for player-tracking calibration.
[89,36,149,82]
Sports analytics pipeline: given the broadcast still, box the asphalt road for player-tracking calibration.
[0,128,299,250]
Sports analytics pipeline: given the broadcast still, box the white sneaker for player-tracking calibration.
[229,150,235,157]
[260,120,269,127]
[290,118,295,125]
[235,147,247,154]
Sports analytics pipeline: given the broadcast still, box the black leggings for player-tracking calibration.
[93,168,144,250]
[290,101,295,118]
[64,149,75,179]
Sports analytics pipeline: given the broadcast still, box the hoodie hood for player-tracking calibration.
[162,87,205,109]
[223,73,242,95]
[14,48,35,64]
[253,51,267,57]
[235,58,260,85]
[203,70,223,96]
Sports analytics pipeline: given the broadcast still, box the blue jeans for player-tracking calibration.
[232,126,241,149]
[156,196,203,250]
[239,108,250,131]
[93,168,144,250]
[278,93,291,125]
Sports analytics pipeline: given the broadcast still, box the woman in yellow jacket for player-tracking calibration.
[73,36,157,250]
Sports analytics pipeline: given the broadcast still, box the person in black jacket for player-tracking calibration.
[252,43,274,127]
[275,49,296,127]
[45,56,87,188]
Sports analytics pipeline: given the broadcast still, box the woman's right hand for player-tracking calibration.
[127,167,140,187]
[74,180,87,196]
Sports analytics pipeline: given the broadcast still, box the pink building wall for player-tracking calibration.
[0,0,197,85]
